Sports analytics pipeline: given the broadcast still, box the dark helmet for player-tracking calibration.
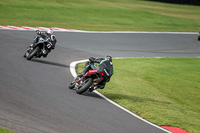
[105,55,112,62]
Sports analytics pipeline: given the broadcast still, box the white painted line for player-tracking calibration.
[69,59,172,133]
[70,59,89,77]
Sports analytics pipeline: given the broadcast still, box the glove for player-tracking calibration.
[89,57,95,62]
[36,30,41,35]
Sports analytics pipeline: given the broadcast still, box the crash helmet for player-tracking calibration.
[47,29,54,34]
[105,55,112,62]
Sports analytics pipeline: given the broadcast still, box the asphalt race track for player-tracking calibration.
[0,30,199,133]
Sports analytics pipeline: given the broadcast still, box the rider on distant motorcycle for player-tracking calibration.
[34,29,57,57]
[24,29,57,58]
[78,55,114,91]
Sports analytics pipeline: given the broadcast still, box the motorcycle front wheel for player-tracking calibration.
[76,78,93,94]
[26,46,40,60]
[69,81,75,89]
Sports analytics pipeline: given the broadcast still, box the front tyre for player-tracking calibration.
[76,78,93,94]
[198,34,200,41]
[69,82,75,89]
[26,46,40,60]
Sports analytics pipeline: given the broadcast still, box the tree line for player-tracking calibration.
[147,0,200,6]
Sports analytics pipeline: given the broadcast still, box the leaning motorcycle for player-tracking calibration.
[69,68,107,94]
[23,37,52,60]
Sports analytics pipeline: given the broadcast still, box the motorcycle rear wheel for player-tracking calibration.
[26,46,40,60]
[76,78,93,94]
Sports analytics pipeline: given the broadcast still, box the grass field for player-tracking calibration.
[0,0,200,31]
[77,58,200,133]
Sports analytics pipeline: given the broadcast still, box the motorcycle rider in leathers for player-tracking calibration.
[24,29,57,58]
[78,55,114,91]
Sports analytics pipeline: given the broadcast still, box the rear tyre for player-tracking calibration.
[26,46,40,60]
[76,78,93,94]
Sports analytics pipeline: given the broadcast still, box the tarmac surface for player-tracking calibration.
[0,30,199,133]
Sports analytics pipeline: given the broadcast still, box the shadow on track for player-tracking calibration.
[82,91,103,99]
[68,88,103,99]
[31,59,69,68]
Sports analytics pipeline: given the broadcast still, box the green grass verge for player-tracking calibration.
[0,127,15,133]
[0,0,200,31]
[77,58,200,133]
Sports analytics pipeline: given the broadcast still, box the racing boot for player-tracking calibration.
[77,72,85,77]
[77,65,90,77]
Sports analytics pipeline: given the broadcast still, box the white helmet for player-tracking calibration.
[47,29,54,34]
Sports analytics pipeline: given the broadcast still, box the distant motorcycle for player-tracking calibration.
[69,65,106,94]
[198,32,200,41]
[23,37,53,60]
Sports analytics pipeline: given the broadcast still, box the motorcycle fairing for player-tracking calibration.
[84,70,98,77]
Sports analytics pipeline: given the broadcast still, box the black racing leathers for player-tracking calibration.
[81,57,114,89]
[31,31,57,57]
[33,31,57,49]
